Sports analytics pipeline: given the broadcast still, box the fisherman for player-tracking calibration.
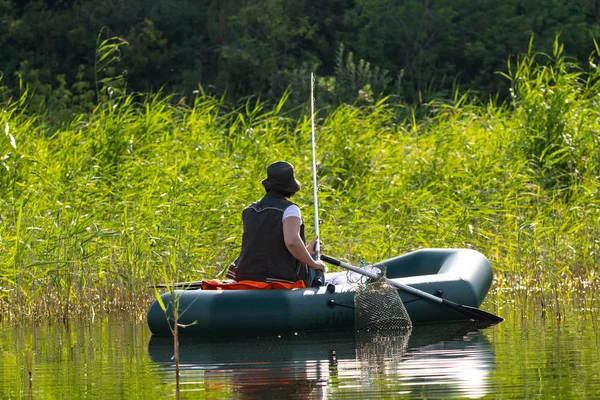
[226,161,326,287]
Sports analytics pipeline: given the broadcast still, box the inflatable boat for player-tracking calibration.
[147,248,496,336]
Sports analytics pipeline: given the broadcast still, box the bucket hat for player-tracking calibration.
[261,161,301,194]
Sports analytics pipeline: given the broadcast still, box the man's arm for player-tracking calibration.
[282,216,325,271]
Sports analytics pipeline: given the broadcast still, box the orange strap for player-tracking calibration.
[201,279,306,290]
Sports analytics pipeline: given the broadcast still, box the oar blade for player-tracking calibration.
[442,299,504,323]
[461,305,504,323]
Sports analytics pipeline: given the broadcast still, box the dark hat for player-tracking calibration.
[261,161,301,194]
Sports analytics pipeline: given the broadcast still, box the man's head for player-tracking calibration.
[261,161,301,196]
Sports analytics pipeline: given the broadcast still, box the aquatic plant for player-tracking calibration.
[0,41,599,322]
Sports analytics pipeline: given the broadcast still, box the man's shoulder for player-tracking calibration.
[282,204,301,221]
[261,195,296,209]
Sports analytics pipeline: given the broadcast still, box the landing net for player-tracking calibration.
[352,263,413,334]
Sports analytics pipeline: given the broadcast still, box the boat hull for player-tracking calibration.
[147,248,494,336]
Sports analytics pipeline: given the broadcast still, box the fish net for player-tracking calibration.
[352,263,413,334]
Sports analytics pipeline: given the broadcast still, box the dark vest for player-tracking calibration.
[226,193,310,286]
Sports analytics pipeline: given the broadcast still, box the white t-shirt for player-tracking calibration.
[282,204,302,223]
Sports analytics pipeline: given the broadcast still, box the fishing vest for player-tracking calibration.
[227,193,310,286]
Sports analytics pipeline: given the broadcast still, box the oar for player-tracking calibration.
[321,254,504,323]
[151,281,203,289]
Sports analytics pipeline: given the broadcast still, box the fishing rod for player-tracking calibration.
[310,73,324,287]
[311,73,320,257]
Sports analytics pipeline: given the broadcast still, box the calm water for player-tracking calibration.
[2,297,600,399]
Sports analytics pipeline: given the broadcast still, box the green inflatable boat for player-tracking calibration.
[147,248,496,336]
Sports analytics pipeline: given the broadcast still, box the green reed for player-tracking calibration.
[1,42,599,321]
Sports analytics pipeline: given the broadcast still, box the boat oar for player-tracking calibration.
[321,254,504,323]
[151,281,203,290]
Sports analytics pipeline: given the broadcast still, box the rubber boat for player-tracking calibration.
[147,248,495,336]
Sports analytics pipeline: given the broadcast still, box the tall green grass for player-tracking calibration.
[1,42,599,321]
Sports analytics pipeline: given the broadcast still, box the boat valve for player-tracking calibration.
[434,289,443,298]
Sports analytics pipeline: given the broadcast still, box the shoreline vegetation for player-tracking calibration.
[1,43,599,323]
[3,1,600,111]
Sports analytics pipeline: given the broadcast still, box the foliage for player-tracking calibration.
[1,0,600,111]
[501,35,600,194]
[94,26,129,102]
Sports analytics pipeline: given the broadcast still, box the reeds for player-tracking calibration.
[1,40,599,322]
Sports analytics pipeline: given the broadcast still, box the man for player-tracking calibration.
[226,161,326,287]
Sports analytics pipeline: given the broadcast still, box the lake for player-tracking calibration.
[1,294,599,399]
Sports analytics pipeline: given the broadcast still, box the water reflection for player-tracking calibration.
[5,300,600,398]
[147,322,495,398]
[398,328,493,398]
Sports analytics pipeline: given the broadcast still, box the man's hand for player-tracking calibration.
[311,259,326,271]
[306,235,323,257]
